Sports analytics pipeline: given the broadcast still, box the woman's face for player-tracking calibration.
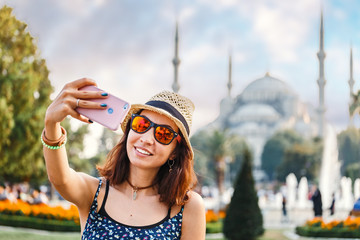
[126,110,178,171]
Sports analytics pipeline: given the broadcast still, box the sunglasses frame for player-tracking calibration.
[130,114,181,145]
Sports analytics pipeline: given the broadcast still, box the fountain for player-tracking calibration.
[319,124,342,208]
[286,173,298,209]
[338,176,354,210]
[297,177,311,209]
[355,179,360,200]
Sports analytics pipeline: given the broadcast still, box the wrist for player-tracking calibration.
[44,120,62,140]
[41,126,67,150]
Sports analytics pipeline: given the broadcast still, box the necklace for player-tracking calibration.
[126,179,156,200]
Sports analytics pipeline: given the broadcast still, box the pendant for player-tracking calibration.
[133,189,137,200]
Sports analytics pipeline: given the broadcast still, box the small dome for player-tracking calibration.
[229,103,280,122]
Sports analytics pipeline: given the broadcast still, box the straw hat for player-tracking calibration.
[121,91,195,160]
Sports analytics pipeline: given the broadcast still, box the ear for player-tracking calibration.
[169,150,177,160]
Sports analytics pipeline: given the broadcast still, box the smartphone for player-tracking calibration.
[76,85,131,131]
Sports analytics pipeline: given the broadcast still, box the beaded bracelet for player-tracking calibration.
[41,136,67,149]
[41,126,67,150]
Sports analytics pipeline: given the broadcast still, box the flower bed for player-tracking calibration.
[296,216,360,238]
[206,209,225,223]
[0,199,80,232]
[206,209,226,233]
[0,201,229,233]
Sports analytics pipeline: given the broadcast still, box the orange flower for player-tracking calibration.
[304,216,360,231]
[306,217,323,227]
[0,200,79,224]
[205,209,227,223]
[218,210,226,219]
[321,220,341,230]
[206,210,219,223]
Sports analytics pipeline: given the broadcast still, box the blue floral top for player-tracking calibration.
[82,179,184,239]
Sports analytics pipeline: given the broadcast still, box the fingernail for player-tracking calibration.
[88,119,93,123]
[100,103,107,107]
[101,92,108,96]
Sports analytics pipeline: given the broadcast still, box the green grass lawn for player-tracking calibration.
[205,229,291,240]
[0,228,292,240]
[0,228,80,240]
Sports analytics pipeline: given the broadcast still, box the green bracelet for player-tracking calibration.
[41,135,67,149]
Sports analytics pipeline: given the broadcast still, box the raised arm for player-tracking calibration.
[43,78,107,209]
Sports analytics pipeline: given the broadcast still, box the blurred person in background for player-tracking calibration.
[0,186,7,201]
[311,185,323,217]
[4,185,16,202]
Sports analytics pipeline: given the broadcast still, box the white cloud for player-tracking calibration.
[332,8,346,21]
[183,43,225,66]
[251,2,318,63]
[57,0,105,17]
[178,6,197,23]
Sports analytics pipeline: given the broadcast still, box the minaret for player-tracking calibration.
[227,54,233,98]
[317,11,326,138]
[349,47,355,97]
[220,53,234,130]
[172,22,181,93]
[349,46,355,126]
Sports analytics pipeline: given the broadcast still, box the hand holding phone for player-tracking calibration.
[76,85,131,131]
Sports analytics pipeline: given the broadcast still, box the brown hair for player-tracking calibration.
[97,121,197,207]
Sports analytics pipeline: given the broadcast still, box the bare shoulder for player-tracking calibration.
[184,191,204,212]
[181,191,206,240]
[74,173,103,209]
[77,172,102,196]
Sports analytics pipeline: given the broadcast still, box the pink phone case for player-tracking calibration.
[76,85,131,131]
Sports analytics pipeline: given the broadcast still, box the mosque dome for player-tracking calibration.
[229,103,280,123]
[239,72,295,102]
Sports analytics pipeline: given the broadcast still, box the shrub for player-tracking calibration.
[0,214,80,232]
[206,220,223,233]
[223,149,264,240]
[297,216,360,238]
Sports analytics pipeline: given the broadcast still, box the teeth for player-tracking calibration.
[136,147,151,155]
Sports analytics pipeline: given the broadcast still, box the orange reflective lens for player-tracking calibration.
[131,114,180,145]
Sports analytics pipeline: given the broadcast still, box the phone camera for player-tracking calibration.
[108,108,114,114]
[123,104,129,110]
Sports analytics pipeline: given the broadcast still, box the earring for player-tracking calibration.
[168,159,175,173]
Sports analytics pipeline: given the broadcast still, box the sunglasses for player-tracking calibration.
[130,114,181,145]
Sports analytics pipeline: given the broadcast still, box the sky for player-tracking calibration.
[2,0,360,156]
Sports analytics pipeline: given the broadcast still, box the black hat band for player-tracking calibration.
[145,100,190,135]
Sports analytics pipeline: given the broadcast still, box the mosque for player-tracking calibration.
[213,71,318,177]
[171,14,355,181]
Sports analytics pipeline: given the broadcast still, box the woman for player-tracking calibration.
[42,78,205,239]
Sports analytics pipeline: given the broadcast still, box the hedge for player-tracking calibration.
[206,220,223,233]
[296,226,360,238]
[0,214,80,232]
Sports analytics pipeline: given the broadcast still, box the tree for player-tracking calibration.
[0,6,53,183]
[276,142,322,182]
[337,127,360,175]
[349,90,360,117]
[88,127,121,176]
[191,128,247,193]
[345,162,360,183]
[223,149,264,240]
[261,130,303,180]
[61,119,92,173]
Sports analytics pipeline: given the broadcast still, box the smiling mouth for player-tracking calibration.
[135,147,152,156]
